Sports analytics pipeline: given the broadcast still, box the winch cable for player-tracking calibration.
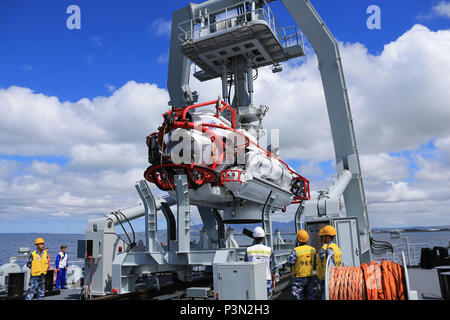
[370,236,394,255]
[116,210,136,250]
[110,211,133,250]
[329,260,406,300]
[228,73,233,103]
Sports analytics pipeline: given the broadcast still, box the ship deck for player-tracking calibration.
[408,267,442,300]
[40,267,444,300]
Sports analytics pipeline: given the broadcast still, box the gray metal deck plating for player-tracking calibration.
[40,267,444,300]
[408,268,442,300]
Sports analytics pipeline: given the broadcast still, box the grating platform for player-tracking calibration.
[178,6,305,82]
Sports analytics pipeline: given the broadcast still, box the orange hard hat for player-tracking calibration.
[318,225,336,237]
[297,230,309,243]
[35,237,45,245]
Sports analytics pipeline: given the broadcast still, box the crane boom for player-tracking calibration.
[166,0,372,262]
[280,0,371,262]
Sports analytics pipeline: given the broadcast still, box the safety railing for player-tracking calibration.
[373,242,432,267]
[178,0,303,50]
[235,232,434,267]
[68,258,85,267]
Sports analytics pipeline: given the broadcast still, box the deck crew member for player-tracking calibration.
[55,245,68,290]
[25,237,49,300]
[286,230,316,300]
[316,225,342,299]
[244,227,278,299]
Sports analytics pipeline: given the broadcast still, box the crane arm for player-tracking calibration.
[280,0,371,260]
[167,0,248,108]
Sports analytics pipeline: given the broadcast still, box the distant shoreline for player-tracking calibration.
[372,228,450,234]
[0,228,449,235]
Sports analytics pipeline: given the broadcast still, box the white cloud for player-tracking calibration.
[360,153,409,182]
[435,137,450,162]
[432,1,450,18]
[193,25,450,161]
[0,160,19,179]
[105,83,116,92]
[51,211,70,217]
[157,50,169,64]
[29,160,60,176]
[297,161,324,179]
[86,54,95,64]
[90,36,103,47]
[1,25,450,229]
[151,18,171,37]
[0,81,169,221]
[21,65,33,73]
[68,143,146,170]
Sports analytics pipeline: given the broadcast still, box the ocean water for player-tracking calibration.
[0,233,84,267]
[370,230,450,265]
[1,231,448,267]
[233,230,450,265]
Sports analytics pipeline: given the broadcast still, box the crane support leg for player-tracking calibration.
[280,0,371,262]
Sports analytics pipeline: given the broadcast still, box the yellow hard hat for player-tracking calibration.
[34,237,45,245]
[297,230,309,243]
[318,225,336,237]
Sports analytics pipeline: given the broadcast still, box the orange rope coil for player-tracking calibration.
[329,260,406,300]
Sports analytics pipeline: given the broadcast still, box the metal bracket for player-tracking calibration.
[160,202,177,252]
[294,201,305,234]
[262,191,276,250]
[135,180,162,253]
[175,175,190,252]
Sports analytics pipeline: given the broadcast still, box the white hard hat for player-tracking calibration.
[253,227,265,238]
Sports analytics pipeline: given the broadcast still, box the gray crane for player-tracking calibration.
[167,0,371,264]
[81,0,373,297]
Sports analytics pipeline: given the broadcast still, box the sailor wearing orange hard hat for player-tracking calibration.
[316,225,342,299]
[286,230,316,300]
[25,237,49,300]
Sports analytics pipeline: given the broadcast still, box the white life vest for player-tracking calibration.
[246,244,272,280]
[57,252,68,268]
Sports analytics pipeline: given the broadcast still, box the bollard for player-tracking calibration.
[436,266,450,300]
[441,272,450,300]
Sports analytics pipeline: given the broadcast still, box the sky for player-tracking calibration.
[0,0,450,233]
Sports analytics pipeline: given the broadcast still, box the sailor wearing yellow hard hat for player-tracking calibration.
[286,230,316,300]
[316,225,342,299]
[25,237,49,300]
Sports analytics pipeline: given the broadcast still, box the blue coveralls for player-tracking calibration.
[286,249,315,300]
[55,252,68,289]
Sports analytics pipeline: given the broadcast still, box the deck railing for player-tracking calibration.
[177,0,304,50]
[374,242,432,267]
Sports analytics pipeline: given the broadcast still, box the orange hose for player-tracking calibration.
[329,260,406,300]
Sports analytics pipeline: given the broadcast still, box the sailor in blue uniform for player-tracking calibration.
[55,245,68,290]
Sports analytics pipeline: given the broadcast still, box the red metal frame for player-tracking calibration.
[220,169,242,183]
[291,176,311,203]
[144,163,218,191]
[147,100,311,203]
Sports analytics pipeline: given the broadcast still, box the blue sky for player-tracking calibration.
[1,0,450,233]
[1,0,448,102]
